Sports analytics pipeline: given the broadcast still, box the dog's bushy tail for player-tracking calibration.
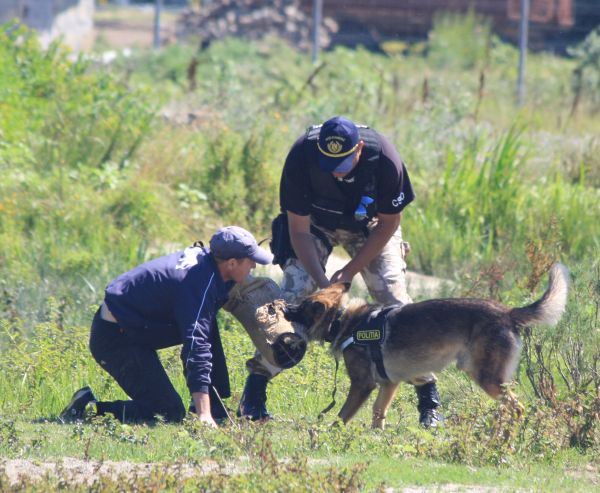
[510,263,570,328]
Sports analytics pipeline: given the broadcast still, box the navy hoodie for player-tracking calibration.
[104,246,234,395]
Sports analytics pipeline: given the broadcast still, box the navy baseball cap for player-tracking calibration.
[317,116,360,173]
[209,226,274,265]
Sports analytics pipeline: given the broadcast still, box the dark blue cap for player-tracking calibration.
[209,226,273,265]
[317,116,360,173]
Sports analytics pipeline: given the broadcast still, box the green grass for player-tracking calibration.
[1,262,599,489]
[1,422,597,491]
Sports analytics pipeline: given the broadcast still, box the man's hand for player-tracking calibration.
[287,212,330,288]
[197,413,218,428]
[337,213,401,280]
[330,268,355,285]
[192,391,217,428]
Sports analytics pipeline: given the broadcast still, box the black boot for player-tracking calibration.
[237,374,272,421]
[415,382,444,429]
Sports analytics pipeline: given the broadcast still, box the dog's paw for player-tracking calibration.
[372,410,387,430]
[503,389,525,418]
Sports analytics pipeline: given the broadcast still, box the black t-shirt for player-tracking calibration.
[280,130,415,218]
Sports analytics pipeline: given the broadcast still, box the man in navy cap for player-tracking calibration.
[60,226,273,427]
[238,116,443,428]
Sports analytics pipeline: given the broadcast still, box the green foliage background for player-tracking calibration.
[1,14,600,490]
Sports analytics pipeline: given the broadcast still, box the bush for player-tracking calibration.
[0,22,155,175]
[568,26,600,113]
[427,8,492,70]
[0,23,181,326]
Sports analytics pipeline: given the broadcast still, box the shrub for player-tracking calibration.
[568,26,600,114]
[427,8,492,70]
[0,22,179,326]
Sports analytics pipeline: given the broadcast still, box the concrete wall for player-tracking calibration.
[0,0,94,51]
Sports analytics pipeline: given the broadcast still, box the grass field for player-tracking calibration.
[1,10,599,492]
[1,335,599,492]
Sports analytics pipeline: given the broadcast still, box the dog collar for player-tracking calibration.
[340,336,354,351]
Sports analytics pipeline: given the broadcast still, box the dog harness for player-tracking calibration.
[318,304,401,418]
[338,305,401,381]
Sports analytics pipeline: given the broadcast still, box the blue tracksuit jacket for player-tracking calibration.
[103,246,234,395]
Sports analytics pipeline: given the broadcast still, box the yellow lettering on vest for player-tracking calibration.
[356,329,381,341]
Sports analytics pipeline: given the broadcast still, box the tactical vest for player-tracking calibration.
[304,125,381,232]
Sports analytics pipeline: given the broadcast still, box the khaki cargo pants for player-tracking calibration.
[245,221,436,386]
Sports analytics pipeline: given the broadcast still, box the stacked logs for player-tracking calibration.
[177,0,337,51]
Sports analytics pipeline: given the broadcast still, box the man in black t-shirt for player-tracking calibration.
[238,116,443,428]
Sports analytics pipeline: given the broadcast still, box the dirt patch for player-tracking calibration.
[565,464,599,485]
[2,458,521,492]
[0,457,247,486]
[391,486,516,493]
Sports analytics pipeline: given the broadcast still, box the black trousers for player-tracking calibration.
[89,309,230,423]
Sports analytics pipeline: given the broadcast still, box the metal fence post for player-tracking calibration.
[153,0,163,50]
[517,0,530,106]
[312,0,323,64]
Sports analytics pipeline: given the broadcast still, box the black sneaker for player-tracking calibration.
[59,386,96,423]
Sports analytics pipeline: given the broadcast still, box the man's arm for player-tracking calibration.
[176,278,219,427]
[330,212,401,284]
[287,211,330,289]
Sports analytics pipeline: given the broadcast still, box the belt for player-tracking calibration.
[100,302,118,323]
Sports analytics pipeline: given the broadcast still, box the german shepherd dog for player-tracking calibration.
[284,264,569,429]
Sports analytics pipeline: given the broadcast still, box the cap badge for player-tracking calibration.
[327,139,343,154]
